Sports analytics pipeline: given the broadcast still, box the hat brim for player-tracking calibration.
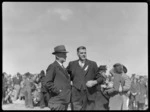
[52,51,68,54]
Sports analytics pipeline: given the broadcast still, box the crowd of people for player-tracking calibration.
[2,45,148,110]
[2,71,48,108]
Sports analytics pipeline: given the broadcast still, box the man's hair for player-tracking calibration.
[77,46,86,52]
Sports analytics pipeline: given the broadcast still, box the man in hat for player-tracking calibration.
[67,46,106,110]
[44,45,71,110]
[94,65,109,110]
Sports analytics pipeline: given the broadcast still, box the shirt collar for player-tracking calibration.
[56,60,63,67]
[78,60,85,64]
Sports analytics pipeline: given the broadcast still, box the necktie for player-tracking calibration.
[62,64,65,70]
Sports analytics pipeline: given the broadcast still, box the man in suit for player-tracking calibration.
[67,46,106,110]
[44,45,71,110]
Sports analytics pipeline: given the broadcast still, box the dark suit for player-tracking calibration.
[67,59,105,110]
[44,61,71,110]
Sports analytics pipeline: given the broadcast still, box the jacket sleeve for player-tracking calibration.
[66,62,73,81]
[96,73,106,84]
[44,64,60,94]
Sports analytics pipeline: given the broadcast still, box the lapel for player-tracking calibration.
[83,59,90,76]
[73,59,90,76]
[72,60,79,75]
[54,61,69,79]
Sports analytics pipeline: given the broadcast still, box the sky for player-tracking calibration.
[3,2,148,76]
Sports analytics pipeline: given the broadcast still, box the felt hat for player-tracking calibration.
[52,45,68,54]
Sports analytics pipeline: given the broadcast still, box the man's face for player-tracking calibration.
[115,65,123,74]
[56,52,67,63]
[77,49,87,61]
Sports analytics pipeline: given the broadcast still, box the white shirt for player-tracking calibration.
[56,60,64,68]
[78,60,85,68]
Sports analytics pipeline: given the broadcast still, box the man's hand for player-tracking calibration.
[86,80,97,87]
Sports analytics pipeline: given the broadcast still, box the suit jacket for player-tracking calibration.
[67,59,105,101]
[44,61,71,104]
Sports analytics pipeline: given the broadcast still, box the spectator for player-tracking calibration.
[2,72,8,104]
[136,76,147,110]
[13,72,22,101]
[129,76,139,110]
[19,75,26,100]
[24,72,35,108]
[32,74,41,106]
[121,65,131,110]
[36,70,50,108]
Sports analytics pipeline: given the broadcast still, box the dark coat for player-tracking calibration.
[67,59,105,101]
[94,74,109,110]
[44,61,71,105]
